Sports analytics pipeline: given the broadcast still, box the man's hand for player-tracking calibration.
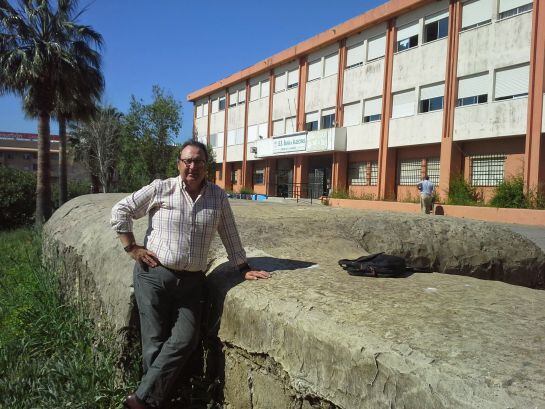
[244,269,271,280]
[129,245,159,267]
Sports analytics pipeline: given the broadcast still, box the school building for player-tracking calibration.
[187,0,545,202]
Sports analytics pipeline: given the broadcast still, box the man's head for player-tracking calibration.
[177,141,208,189]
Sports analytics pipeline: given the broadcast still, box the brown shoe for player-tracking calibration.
[123,394,149,409]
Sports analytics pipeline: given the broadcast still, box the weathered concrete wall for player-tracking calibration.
[43,195,545,409]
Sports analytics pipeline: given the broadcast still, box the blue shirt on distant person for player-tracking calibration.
[418,179,434,196]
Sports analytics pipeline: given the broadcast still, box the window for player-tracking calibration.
[419,83,444,113]
[494,64,529,101]
[498,0,532,20]
[321,108,335,129]
[323,53,339,77]
[426,158,440,185]
[231,169,237,184]
[219,96,226,111]
[6,152,14,159]
[23,153,32,160]
[367,34,386,61]
[461,0,492,31]
[229,91,237,107]
[424,11,448,43]
[346,42,364,69]
[471,154,505,186]
[258,123,268,139]
[260,80,270,98]
[217,132,224,148]
[253,168,264,185]
[248,125,258,142]
[218,166,223,181]
[275,72,286,92]
[343,101,362,127]
[363,97,382,122]
[308,59,322,81]
[392,89,415,118]
[305,112,319,131]
[398,159,422,185]
[349,162,367,185]
[287,69,299,89]
[457,73,489,107]
[210,133,218,147]
[370,161,378,185]
[211,98,219,113]
[349,161,379,185]
[273,119,285,136]
[285,116,296,134]
[227,129,236,146]
[203,101,209,116]
[196,104,203,118]
[250,82,260,101]
[32,163,38,171]
[238,89,246,104]
[396,21,419,52]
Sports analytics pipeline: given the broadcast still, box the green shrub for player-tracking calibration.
[0,166,36,229]
[329,189,349,199]
[490,176,528,208]
[239,187,254,195]
[447,174,481,206]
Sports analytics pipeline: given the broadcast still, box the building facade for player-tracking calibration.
[0,131,88,183]
[188,0,545,202]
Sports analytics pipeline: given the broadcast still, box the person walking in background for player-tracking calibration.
[111,140,270,409]
[417,175,435,215]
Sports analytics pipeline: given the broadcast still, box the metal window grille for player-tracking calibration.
[398,159,421,185]
[471,154,505,186]
[253,169,264,185]
[426,158,440,186]
[348,162,367,185]
[370,161,378,186]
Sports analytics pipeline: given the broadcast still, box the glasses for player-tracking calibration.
[179,158,206,167]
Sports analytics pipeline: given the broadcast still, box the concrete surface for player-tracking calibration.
[43,195,545,409]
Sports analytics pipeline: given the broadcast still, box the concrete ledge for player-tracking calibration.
[329,198,545,226]
[43,195,545,409]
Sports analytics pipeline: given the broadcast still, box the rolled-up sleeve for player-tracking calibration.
[110,182,158,233]
[217,194,247,266]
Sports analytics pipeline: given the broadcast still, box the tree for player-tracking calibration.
[70,106,122,193]
[0,0,103,225]
[118,85,182,190]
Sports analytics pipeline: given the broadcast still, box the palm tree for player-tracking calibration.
[0,0,103,225]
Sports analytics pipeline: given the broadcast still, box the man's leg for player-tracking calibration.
[136,271,204,408]
[133,263,171,373]
[424,195,433,214]
[420,195,426,213]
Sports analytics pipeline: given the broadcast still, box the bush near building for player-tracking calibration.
[447,174,483,206]
[0,165,36,228]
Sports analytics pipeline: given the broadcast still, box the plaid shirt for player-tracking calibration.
[111,177,246,271]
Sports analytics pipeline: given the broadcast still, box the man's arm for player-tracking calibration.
[111,182,160,267]
[217,194,270,280]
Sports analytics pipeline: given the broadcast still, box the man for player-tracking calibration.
[417,175,435,215]
[111,140,270,409]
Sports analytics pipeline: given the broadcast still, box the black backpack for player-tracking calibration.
[338,253,410,277]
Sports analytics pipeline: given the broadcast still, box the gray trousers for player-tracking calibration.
[133,263,204,408]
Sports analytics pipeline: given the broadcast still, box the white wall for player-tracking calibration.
[209,111,225,135]
[213,147,223,164]
[272,88,298,120]
[305,75,338,113]
[226,144,244,162]
[343,59,384,103]
[453,98,528,141]
[457,12,531,78]
[346,122,381,151]
[194,117,208,138]
[392,38,447,93]
[248,98,269,126]
[388,111,443,147]
[228,104,245,130]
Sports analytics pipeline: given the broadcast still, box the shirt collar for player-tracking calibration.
[179,176,208,194]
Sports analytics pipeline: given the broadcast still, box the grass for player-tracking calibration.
[0,228,137,409]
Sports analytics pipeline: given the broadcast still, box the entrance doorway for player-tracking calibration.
[308,156,332,198]
[275,158,294,198]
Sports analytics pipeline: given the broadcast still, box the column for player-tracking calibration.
[335,40,347,127]
[296,57,308,132]
[241,80,251,188]
[524,0,545,192]
[222,91,229,191]
[438,0,463,200]
[377,19,397,200]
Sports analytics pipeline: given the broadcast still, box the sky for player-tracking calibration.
[0,0,385,143]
